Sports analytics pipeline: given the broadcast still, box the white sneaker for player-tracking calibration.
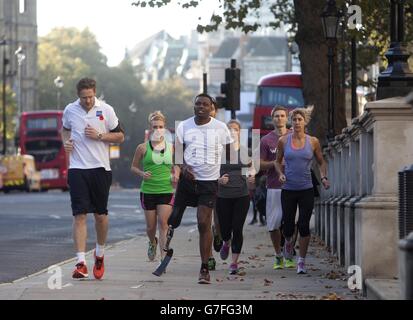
[297,261,307,274]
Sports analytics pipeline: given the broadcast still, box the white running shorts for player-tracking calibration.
[266,189,283,231]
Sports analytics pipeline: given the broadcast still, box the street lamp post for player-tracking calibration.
[321,0,341,142]
[15,46,25,116]
[377,0,413,100]
[1,39,8,156]
[54,76,64,109]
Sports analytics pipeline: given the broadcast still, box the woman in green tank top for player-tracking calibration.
[131,111,179,262]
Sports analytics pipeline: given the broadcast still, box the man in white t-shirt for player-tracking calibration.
[62,78,124,280]
[167,93,233,284]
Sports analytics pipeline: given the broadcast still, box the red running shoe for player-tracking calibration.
[72,262,88,279]
[93,250,105,280]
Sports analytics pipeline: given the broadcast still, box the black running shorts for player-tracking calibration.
[140,193,174,211]
[174,175,218,208]
[67,168,112,216]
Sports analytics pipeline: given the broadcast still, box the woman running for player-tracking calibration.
[131,111,179,262]
[275,108,330,274]
[216,120,255,274]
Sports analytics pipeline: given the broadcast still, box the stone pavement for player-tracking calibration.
[0,221,365,300]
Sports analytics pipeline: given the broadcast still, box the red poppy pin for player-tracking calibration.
[99,115,104,121]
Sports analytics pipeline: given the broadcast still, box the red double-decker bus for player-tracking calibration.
[19,111,68,190]
[253,72,305,137]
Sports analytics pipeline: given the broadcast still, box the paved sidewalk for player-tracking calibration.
[0,222,364,300]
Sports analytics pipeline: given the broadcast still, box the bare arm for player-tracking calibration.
[131,144,151,180]
[62,127,71,144]
[174,137,194,180]
[101,132,124,144]
[62,128,73,154]
[171,144,181,183]
[274,137,286,183]
[260,159,276,171]
[312,137,330,189]
[84,125,124,143]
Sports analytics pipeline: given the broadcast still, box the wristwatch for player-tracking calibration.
[98,133,103,140]
[321,176,328,182]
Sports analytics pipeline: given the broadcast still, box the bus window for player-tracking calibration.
[256,86,304,108]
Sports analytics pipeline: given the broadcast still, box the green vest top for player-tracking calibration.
[140,141,174,194]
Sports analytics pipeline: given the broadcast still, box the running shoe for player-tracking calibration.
[198,268,211,284]
[297,261,307,274]
[284,258,296,268]
[229,263,238,275]
[220,241,230,260]
[213,225,223,252]
[72,262,88,279]
[207,257,216,271]
[93,250,105,280]
[273,256,284,270]
[147,237,158,261]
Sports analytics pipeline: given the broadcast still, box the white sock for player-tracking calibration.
[76,252,86,264]
[95,243,105,257]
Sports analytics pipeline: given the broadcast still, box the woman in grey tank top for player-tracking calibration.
[274,108,330,274]
[216,120,255,275]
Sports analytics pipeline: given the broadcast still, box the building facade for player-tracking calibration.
[0,0,38,112]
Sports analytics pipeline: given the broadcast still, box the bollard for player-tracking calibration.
[399,232,413,300]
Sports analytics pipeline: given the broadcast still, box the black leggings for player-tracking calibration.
[216,196,250,254]
[281,188,314,238]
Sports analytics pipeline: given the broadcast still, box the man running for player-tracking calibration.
[62,78,124,280]
[260,106,292,270]
[168,93,233,284]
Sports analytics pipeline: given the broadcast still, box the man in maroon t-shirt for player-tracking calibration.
[260,105,292,270]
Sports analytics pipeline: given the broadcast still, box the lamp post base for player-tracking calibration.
[376,80,413,100]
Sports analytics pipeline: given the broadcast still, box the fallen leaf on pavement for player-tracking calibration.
[321,293,343,300]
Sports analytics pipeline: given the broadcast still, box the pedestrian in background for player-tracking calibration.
[62,78,124,280]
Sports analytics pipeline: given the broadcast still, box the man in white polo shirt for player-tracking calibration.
[62,78,124,280]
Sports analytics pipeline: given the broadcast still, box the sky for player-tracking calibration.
[37,0,220,66]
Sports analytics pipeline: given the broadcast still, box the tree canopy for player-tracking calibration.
[132,0,413,142]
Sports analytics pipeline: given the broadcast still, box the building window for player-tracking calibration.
[19,0,26,13]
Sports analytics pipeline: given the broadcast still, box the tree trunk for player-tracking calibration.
[293,0,347,145]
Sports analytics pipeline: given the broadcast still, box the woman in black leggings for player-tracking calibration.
[275,108,329,274]
[216,120,255,275]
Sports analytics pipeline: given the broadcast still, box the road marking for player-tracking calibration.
[49,215,61,219]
